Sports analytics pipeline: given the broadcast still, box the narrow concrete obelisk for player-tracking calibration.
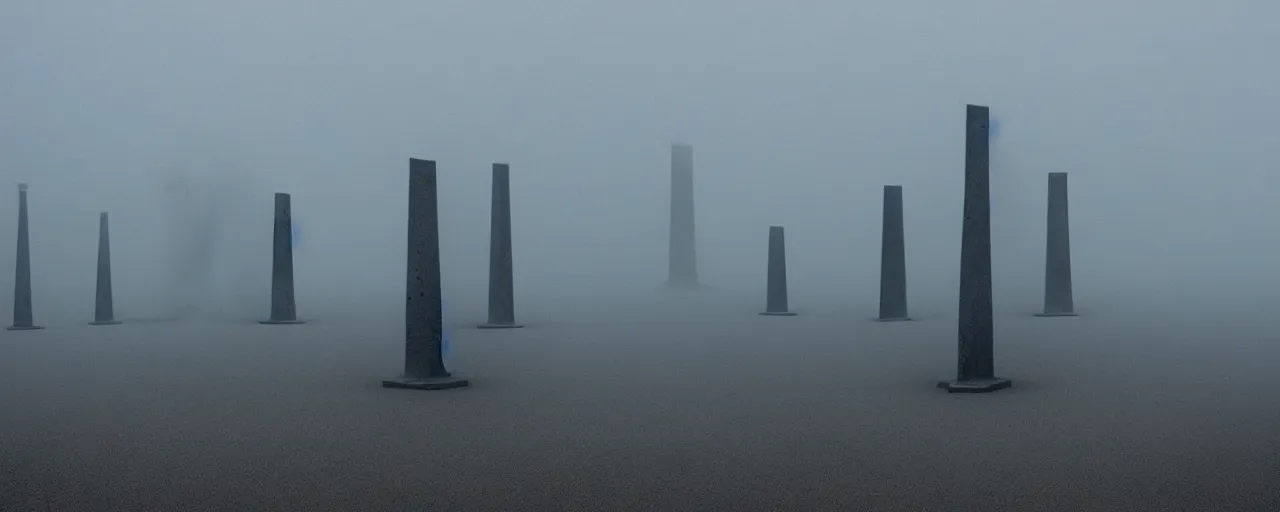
[89,212,121,325]
[666,143,698,287]
[939,104,1011,393]
[8,183,43,331]
[877,185,910,321]
[1035,172,1076,317]
[383,159,469,390]
[478,163,522,329]
[760,226,796,316]
[260,192,303,324]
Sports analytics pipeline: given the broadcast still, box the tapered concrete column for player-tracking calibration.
[877,185,910,321]
[383,159,469,390]
[1036,172,1076,317]
[667,143,698,287]
[89,212,121,325]
[759,226,796,316]
[479,163,522,329]
[939,105,1011,393]
[8,183,42,331]
[260,193,303,324]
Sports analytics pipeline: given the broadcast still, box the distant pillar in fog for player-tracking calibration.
[667,143,698,287]
[760,226,796,316]
[383,159,469,390]
[479,163,522,329]
[89,212,121,325]
[877,185,910,322]
[1035,172,1076,317]
[939,104,1011,393]
[8,183,43,330]
[260,193,303,324]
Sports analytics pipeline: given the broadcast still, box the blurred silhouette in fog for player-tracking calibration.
[158,158,262,320]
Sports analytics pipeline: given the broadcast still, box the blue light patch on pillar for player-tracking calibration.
[441,301,452,365]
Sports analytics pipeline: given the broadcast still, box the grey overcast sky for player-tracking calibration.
[2,1,1278,319]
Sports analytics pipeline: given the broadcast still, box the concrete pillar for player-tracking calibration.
[667,143,698,287]
[479,163,522,329]
[260,193,303,324]
[8,184,42,331]
[383,158,469,390]
[760,226,796,316]
[877,185,910,321]
[1036,172,1076,317]
[939,105,1011,393]
[89,212,121,325]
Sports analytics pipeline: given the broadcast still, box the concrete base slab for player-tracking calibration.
[89,320,122,326]
[382,375,470,390]
[1034,312,1077,317]
[937,378,1012,393]
[759,311,797,316]
[875,317,912,322]
[477,323,523,329]
[6,325,44,331]
[259,319,305,325]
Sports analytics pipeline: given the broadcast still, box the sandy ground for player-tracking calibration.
[2,289,1279,511]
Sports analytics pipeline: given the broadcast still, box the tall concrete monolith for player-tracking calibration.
[260,193,303,324]
[877,185,910,321]
[759,226,796,316]
[938,104,1011,393]
[89,212,121,325]
[667,143,698,287]
[479,163,522,329]
[8,183,42,331]
[383,158,469,390]
[1036,172,1076,317]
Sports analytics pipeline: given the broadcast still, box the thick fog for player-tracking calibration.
[3,1,1279,321]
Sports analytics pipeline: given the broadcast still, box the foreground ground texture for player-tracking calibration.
[3,290,1279,511]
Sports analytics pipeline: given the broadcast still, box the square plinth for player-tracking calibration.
[6,325,44,331]
[759,311,797,316]
[382,375,470,390]
[937,378,1012,393]
[1034,311,1076,317]
[477,323,523,329]
[259,319,305,325]
[875,317,912,322]
[89,320,122,326]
